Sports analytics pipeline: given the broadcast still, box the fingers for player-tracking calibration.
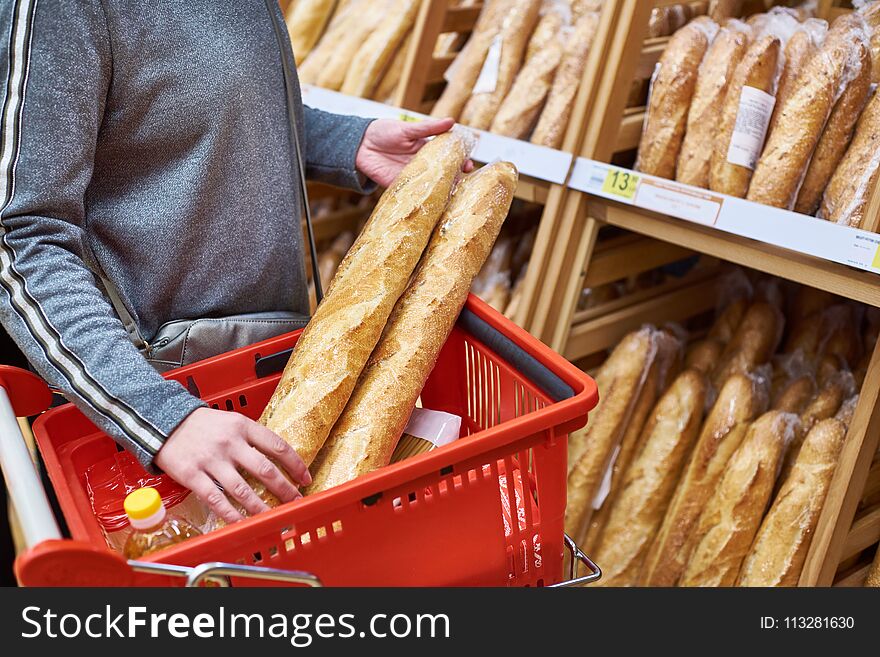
[210,464,270,517]
[235,444,302,504]
[402,117,455,140]
[464,159,475,173]
[189,473,244,525]
[245,422,312,487]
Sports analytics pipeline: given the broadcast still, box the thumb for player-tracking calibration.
[402,117,455,140]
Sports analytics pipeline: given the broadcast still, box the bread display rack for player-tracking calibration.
[523,0,880,586]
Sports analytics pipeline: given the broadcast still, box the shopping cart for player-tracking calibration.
[1,296,600,587]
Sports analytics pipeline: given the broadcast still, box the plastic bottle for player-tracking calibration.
[123,487,202,559]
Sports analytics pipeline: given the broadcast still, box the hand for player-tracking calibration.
[155,407,311,524]
[355,117,474,188]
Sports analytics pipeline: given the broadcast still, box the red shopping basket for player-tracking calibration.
[12,296,598,587]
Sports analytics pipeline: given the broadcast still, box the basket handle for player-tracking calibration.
[548,534,601,587]
[254,309,576,402]
[129,559,323,587]
[0,367,61,549]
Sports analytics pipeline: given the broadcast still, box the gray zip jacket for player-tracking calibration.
[0,0,374,469]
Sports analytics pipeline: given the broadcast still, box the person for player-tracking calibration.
[0,1,460,526]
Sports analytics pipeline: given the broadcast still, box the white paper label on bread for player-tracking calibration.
[472,34,504,94]
[592,444,620,510]
[727,86,776,170]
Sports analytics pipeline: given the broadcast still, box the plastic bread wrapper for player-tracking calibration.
[527,0,572,61]
[773,411,804,481]
[391,408,463,463]
[834,394,859,431]
[714,267,754,316]
[754,276,786,312]
[770,348,815,395]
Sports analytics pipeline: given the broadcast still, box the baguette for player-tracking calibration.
[819,88,880,227]
[286,0,338,65]
[566,328,659,544]
[679,410,798,587]
[772,375,816,415]
[639,372,769,586]
[306,162,517,493]
[298,0,362,85]
[835,394,858,430]
[258,132,470,480]
[531,11,600,149]
[526,6,565,61]
[460,0,542,130]
[860,0,880,84]
[647,6,671,39]
[708,0,743,22]
[712,301,783,389]
[737,418,846,587]
[373,32,411,103]
[431,0,512,120]
[708,35,781,198]
[748,16,867,209]
[314,2,386,90]
[582,332,684,551]
[490,38,564,138]
[708,296,748,345]
[795,32,871,215]
[594,370,708,586]
[685,338,725,375]
[676,24,749,188]
[766,28,819,141]
[341,0,421,98]
[636,21,713,179]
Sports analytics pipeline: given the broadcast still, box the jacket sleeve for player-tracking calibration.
[303,105,377,193]
[0,0,204,471]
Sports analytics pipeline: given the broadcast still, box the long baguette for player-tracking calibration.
[712,301,783,389]
[679,410,799,587]
[286,0,338,65]
[676,24,749,188]
[636,20,714,179]
[431,0,514,120]
[531,11,600,149]
[297,1,362,85]
[565,327,659,544]
[594,370,708,586]
[341,0,421,98]
[748,16,867,209]
[820,89,880,228]
[258,132,470,479]
[772,375,816,415]
[737,418,846,587]
[766,28,820,141]
[306,162,517,493]
[708,297,748,345]
[639,371,769,586]
[685,338,724,375]
[708,34,781,198]
[795,31,871,215]
[459,0,541,130]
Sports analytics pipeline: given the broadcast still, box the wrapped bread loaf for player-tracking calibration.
[860,0,880,83]
[790,285,835,324]
[772,375,816,415]
[503,267,527,320]
[531,11,600,149]
[795,32,871,215]
[639,372,769,586]
[490,38,564,138]
[712,301,784,389]
[737,417,846,587]
[527,4,567,61]
[647,6,672,39]
[258,132,470,481]
[708,34,781,198]
[766,26,822,140]
[307,162,517,493]
[460,0,541,130]
[583,332,683,551]
[835,394,858,430]
[341,0,421,98]
[708,296,749,344]
[431,0,511,119]
[708,0,743,22]
[676,23,750,188]
[635,20,715,179]
[685,338,725,375]
[297,1,361,85]
[566,328,659,544]
[679,410,799,587]
[593,370,708,586]
[286,0,338,65]
[748,15,868,210]
[820,89,880,228]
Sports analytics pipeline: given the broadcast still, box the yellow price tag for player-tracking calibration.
[601,167,639,200]
[873,244,880,270]
[398,113,421,123]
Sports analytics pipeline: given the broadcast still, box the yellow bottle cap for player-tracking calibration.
[124,487,163,521]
